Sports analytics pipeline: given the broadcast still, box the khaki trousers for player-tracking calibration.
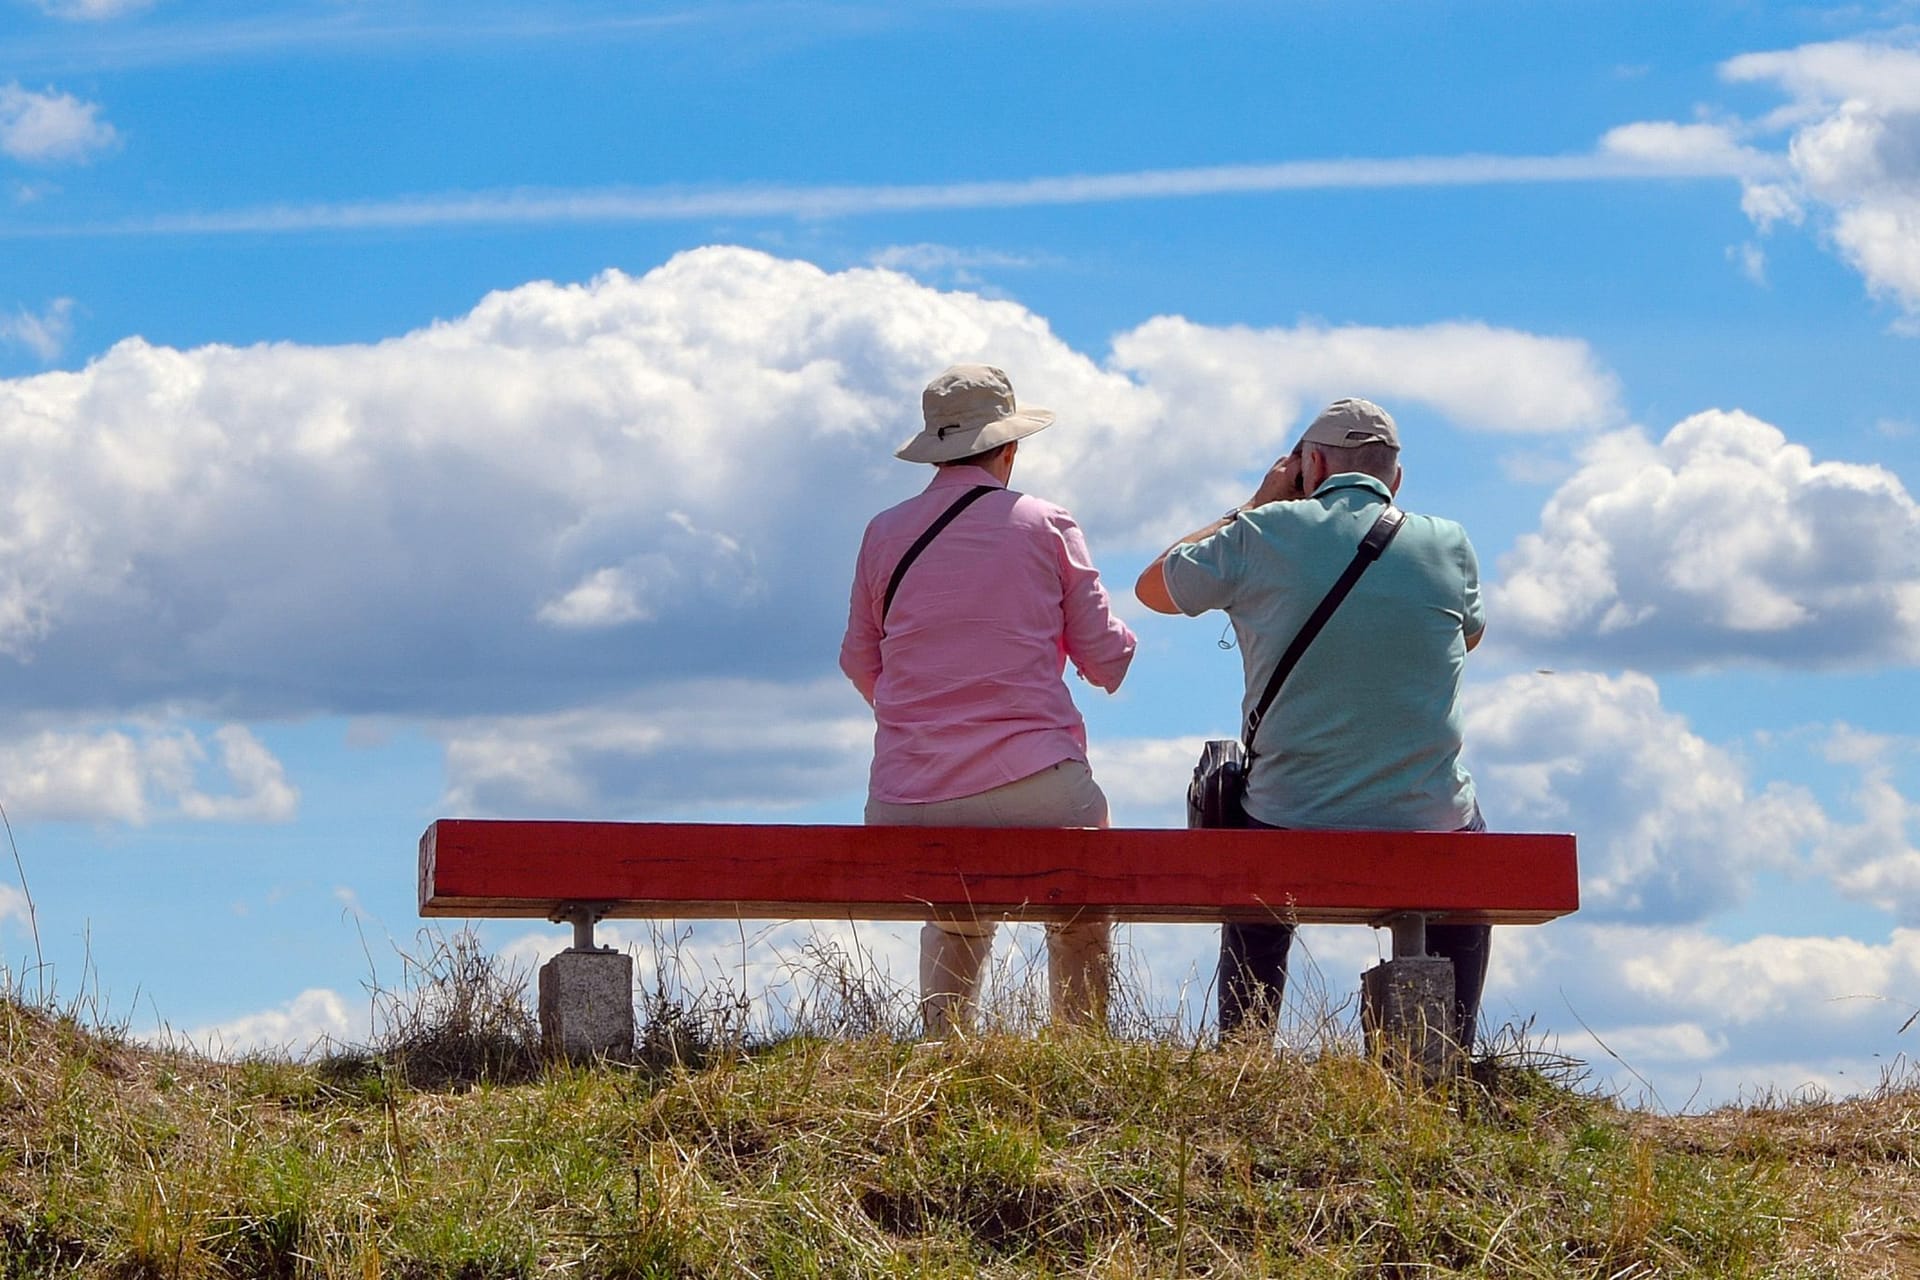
[866,760,1113,1037]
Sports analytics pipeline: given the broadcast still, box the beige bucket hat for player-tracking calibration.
[896,364,1055,463]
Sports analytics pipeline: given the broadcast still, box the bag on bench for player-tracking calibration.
[1186,504,1406,830]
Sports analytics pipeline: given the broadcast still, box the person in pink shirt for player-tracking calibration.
[841,364,1137,1037]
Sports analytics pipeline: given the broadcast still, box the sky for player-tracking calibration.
[3,0,1920,1109]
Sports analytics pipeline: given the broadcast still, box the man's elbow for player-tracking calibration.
[1465,626,1485,653]
[1134,560,1181,615]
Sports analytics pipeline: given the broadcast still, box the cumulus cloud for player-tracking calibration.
[179,987,358,1057]
[1086,735,1212,825]
[1494,408,1920,668]
[1506,922,1920,1102]
[1701,39,1920,324]
[0,297,76,363]
[0,247,1620,721]
[0,722,298,824]
[0,82,117,164]
[439,678,873,817]
[1810,726,1920,919]
[1465,671,1825,921]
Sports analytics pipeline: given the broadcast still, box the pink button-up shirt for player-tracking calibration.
[840,466,1137,804]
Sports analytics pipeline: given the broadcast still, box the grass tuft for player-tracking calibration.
[3,942,1917,1276]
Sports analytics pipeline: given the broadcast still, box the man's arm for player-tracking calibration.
[1134,449,1304,614]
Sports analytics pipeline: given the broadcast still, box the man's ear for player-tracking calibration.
[1389,464,1403,496]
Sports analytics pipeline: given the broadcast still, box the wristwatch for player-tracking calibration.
[1221,506,1242,523]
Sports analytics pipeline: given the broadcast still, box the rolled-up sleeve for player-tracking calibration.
[1162,520,1248,616]
[838,527,882,705]
[1049,511,1136,693]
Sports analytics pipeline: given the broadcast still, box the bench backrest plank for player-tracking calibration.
[420,820,1578,927]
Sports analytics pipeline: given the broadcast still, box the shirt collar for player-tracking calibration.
[925,464,1007,492]
[1311,472,1393,502]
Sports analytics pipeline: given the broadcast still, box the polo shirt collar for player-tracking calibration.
[1311,472,1393,503]
[925,464,1006,492]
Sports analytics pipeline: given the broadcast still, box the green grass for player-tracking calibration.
[4,985,1916,1278]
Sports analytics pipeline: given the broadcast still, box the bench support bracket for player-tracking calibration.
[1383,911,1428,960]
[548,901,616,953]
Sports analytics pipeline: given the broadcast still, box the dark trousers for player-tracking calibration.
[1218,809,1492,1048]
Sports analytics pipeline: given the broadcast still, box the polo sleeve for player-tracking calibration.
[1457,530,1485,641]
[1162,518,1250,616]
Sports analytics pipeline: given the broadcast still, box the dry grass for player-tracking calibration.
[0,937,1910,1277]
[0,1032,1892,1274]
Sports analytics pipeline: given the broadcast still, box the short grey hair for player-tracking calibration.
[1310,440,1399,484]
[936,440,1014,469]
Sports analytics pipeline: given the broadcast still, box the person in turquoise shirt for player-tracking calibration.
[1135,398,1488,1044]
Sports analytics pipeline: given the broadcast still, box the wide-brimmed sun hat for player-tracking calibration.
[896,364,1055,463]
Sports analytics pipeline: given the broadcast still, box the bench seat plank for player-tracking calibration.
[420,820,1577,927]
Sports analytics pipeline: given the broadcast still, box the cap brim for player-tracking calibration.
[896,408,1054,463]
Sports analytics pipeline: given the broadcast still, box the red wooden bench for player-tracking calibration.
[418,819,1577,1065]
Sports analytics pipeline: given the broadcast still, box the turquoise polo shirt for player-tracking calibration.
[1164,473,1483,831]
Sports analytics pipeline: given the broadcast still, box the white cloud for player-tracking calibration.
[866,243,1038,280]
[1709,40,1920,323]
[1494,408,1920,668]
[175,725,299,823]
[1599,121,1770,174]
[32,0,154,18]
[439,678,873,817]
[179,987,359,1057]
[1465,671,1825,922]
[537,566,650,629]
[0,246,1620,721]
[1728,240,1768,285]
[0,882,29,929]
[1512,932,1920,1106]
[0,721,298,824]
[1723,40,1920,117]
[1086,735,1212,826]
[52,145,1779,237]
[0,82,117,164]
[1810,726,1920,918]
[0,297,76,362]
[1108,316,1620,442]
[1740,180,1806,232]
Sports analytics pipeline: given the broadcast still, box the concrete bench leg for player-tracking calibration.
[1362,913,1460,1082]
[538,904,634,1062]
[539,949,635,1061]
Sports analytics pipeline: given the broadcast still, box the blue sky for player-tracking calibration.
[4,0,1920,1107]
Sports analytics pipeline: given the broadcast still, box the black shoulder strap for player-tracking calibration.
[1242,505,1406,760]
[881,484,1001,626]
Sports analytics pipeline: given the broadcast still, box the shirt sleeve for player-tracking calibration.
[1162,517,1249,616]
[1458,529,1485,641]
[838,525,883,705]
[1048,508,1137,693]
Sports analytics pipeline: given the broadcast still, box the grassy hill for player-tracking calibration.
[3,953,1918,1278]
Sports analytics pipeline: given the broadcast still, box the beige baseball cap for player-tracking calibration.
[896,364,1055,464]
[1299,398,1400,450]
